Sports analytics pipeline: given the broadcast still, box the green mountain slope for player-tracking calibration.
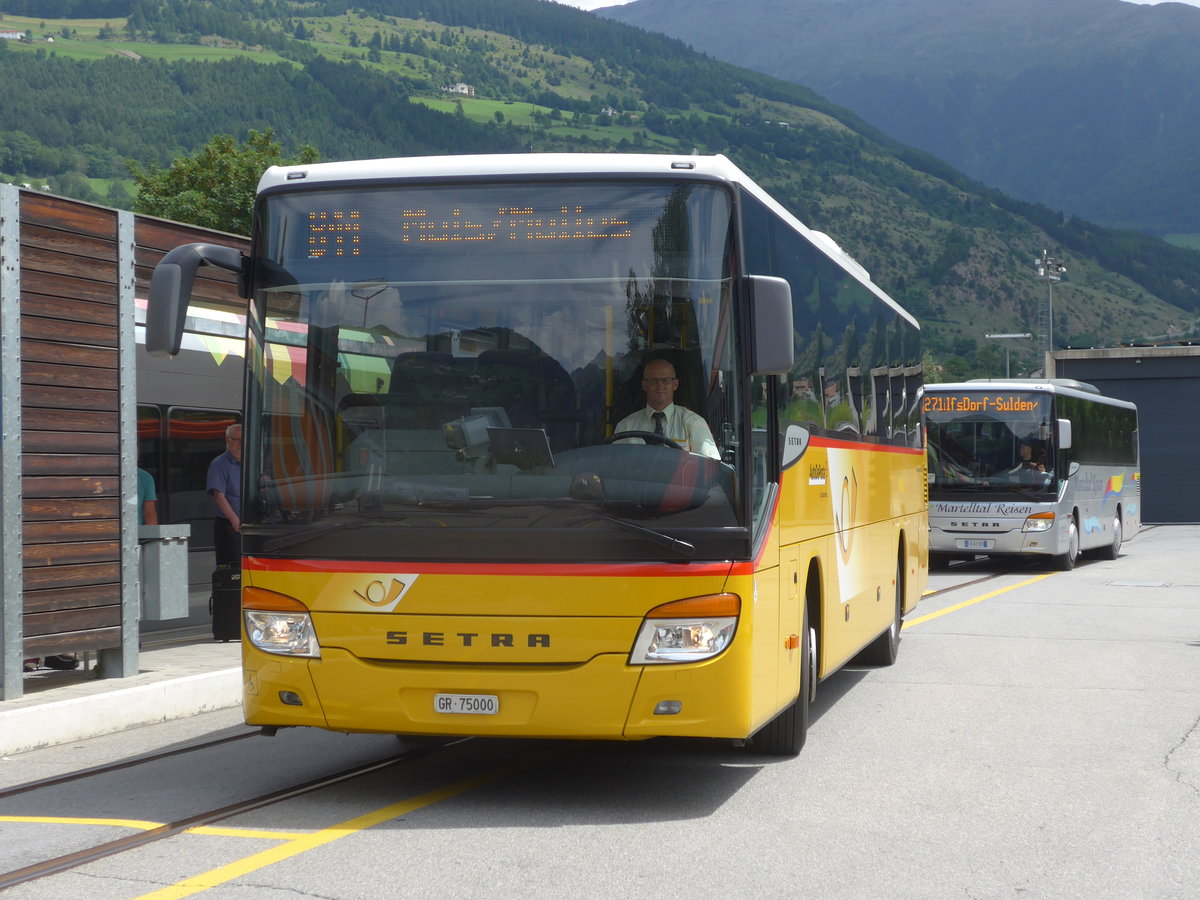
[2,0,1198,375]
[602,0,1200,237]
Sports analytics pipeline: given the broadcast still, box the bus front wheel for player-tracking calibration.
[1052,516,1080,571]
[750,605,812,757]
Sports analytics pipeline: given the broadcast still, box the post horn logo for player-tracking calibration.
[834,469,858,563]
[353,577,412,612]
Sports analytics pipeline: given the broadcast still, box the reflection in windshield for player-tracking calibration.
[243,181,743,560]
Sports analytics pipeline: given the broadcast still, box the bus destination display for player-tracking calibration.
[306,203,634,257]
[921,393,1042,414]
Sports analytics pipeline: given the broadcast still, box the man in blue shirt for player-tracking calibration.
[207,423,242,567]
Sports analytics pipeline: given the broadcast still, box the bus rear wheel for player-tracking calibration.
[1095,515,1122,561]
[751,605,812,757]
[855,553,903,667]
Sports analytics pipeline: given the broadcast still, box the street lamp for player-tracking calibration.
[1035,249,1066,356]
[985,332,1033,378]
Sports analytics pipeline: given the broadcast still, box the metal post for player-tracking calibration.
[984,333,1033,379]
[1035,250,1066,361]
[100,209,141,679]
[0,184,24,699]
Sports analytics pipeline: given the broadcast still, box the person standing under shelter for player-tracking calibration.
[615,357,720,459]
[207,423,242,567]
[137,466,158,526]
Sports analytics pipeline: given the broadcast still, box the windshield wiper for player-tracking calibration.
[565,503,696,558]
[412,497,697,558]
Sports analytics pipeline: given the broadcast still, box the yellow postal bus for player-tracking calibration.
[147,153,926,755]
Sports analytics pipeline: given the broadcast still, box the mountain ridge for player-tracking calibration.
[2,0,1199,376]
[600,0,1200,235]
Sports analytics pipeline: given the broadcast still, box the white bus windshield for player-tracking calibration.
[923,391,1057,495]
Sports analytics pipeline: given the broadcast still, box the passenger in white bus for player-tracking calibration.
[614,358,720,459]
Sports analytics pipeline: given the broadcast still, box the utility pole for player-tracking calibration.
[1035,249,1066,358]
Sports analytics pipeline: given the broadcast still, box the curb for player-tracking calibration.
[0,668,242,756]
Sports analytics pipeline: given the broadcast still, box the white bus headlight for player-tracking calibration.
[245,610,320,657]
[243,587,321,658]
[1023,511,1055,533]
[629,594,740,665]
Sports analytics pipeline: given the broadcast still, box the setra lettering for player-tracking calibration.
[385,631,551,648]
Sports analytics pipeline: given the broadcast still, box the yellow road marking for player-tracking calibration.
[903,573,1055,630]
[134,752,558,900]
[187,826,311,840]
[0,816,163,830]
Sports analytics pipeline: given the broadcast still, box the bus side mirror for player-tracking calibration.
[1056,418,1072,451]
[147,243,245,357]
[745,275,794,376]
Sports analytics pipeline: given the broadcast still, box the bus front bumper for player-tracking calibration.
[243,644,756,741]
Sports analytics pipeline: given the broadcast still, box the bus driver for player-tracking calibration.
[614,358,720,459]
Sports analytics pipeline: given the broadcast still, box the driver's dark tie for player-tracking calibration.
[652,411,666,435]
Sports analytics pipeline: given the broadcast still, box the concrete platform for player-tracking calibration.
[0,631,242,757]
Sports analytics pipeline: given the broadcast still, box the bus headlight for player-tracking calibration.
[629,594,740,665]
[245,610,320,657]
[243,587,321,658]
[1023,511,1055,533]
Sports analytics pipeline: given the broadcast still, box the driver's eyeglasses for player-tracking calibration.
[643,377,677,385]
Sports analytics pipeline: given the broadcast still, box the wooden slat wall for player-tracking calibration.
[18,194,248,660]
[19,195,122,659]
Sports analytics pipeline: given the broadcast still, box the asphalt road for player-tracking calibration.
[2,524,1198,899]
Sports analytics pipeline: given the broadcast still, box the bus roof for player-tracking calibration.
[926,379,1137,409]
[257,152,918,330]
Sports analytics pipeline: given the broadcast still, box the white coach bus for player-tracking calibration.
[923,379,1139,570]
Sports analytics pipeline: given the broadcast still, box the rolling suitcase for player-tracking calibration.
[210,565,242,642]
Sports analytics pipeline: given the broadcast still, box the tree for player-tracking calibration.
[131,129,318,236]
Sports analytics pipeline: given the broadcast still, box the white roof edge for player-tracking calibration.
[257,152,745,191]
[257,152,916,329]
[924,380,1136,408]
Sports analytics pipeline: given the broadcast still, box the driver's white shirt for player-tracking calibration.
[613,403,720,459]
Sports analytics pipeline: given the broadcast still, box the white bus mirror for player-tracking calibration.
[1056,418,1072,450]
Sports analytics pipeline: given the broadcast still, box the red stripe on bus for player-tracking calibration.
[808,435,924,454]
[243,557,740,578]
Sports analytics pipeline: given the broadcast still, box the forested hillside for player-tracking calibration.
[603,0,1200,238]
[2,0,1199,375]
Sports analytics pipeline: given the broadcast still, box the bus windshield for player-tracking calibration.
[923,390,1057,496]
[241,179,745,562]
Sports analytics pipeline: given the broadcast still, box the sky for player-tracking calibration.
[555,0,1200,9]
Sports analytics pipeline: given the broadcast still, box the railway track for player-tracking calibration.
[0,736,455,892]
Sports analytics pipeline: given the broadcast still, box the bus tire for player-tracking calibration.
[855,552,903,667]
[750,605,812,757]
[1095,514,1122,561]
[1052,515,1080,571]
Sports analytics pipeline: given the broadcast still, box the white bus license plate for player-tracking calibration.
[957,539,994,550]
[434,693,499,715]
